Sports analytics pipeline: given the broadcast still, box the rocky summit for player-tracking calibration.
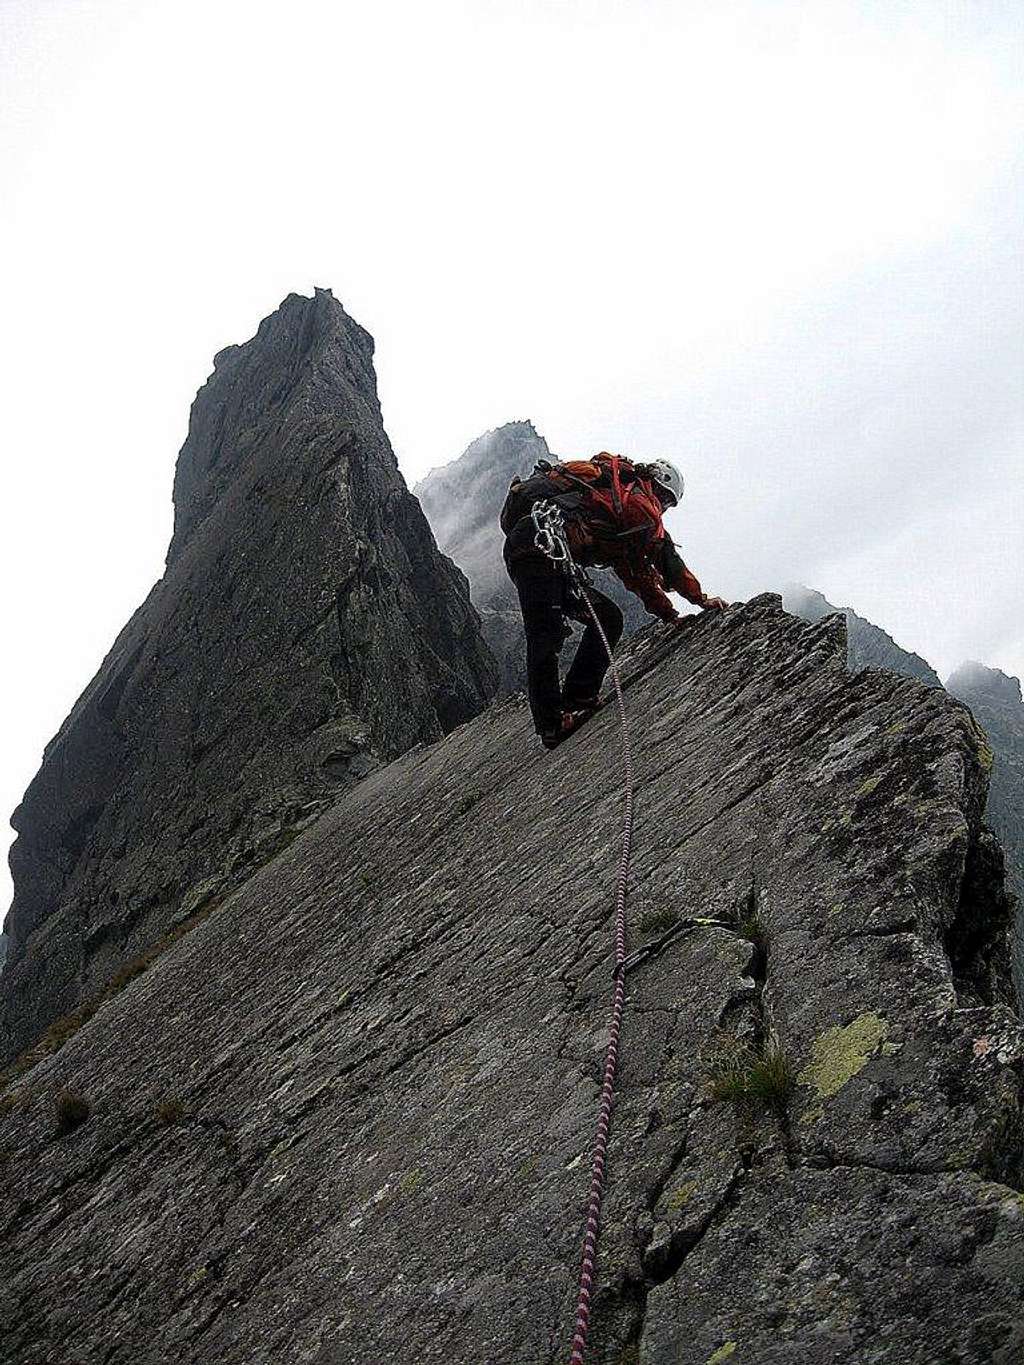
[416,422,647,692]
[2,596,1021,1364]
[0,290,497,1062]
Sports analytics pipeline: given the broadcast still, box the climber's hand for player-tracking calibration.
[702,595,728,611]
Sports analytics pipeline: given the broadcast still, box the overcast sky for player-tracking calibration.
[2,0,1022,914]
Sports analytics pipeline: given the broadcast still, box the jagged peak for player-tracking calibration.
[170,289,379,563]
[947,660,1023,705]
[783,583,941,689]
[463,418,545,453]
[210,288,365,371]
[2,293,497,1059]
[414,419,548,496]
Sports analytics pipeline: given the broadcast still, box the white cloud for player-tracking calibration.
[1,0,1022,913]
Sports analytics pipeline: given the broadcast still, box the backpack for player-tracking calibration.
[500,453,665,559]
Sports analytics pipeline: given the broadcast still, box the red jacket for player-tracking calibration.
[567,506,704,622]
[501,454,706,621]
[559,457,705,621]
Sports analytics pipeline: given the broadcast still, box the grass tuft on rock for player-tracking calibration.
[736,910,768,948]
[709,1042,794,1108]
[638,907,680,936]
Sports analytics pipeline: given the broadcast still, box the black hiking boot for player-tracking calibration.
[540,710,587,751]
[563,693,605,715]
[539,703,604,750]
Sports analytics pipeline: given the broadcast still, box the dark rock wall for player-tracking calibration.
[2,598,1021,1363]
[948,662,1024,989]
[415,421,647,692]
[785,587,1023,999]
[1,289,497,1060]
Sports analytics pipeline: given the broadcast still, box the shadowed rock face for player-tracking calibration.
[948,662,1024,988]
[785,587,1024,998]
[1,289,497,1060]
[2,597,1021,1363]
[415,421,648,692]
[784,585,942,688]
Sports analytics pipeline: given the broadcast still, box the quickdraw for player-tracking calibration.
[530,498,573,566]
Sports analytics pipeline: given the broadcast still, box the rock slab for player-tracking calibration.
[1,596,1020,1363]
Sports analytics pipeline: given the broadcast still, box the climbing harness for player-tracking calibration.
[532,498,635,1365]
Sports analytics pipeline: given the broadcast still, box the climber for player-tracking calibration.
[500,453,727,749]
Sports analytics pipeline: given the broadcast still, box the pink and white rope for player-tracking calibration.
[567,587,635,1365]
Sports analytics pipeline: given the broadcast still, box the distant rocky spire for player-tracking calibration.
[415,422,647,691]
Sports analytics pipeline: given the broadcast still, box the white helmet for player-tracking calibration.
[647,458,684,507]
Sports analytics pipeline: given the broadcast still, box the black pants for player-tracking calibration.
[510,559,624,735]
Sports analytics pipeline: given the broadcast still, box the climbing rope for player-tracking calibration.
[530,500,635,1365]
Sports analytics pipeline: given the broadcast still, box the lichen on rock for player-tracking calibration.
[797,1011,889,1100]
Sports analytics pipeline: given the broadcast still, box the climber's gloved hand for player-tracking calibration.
[701,595,728,611]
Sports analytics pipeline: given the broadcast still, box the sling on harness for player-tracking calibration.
[531,499,635,1365]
